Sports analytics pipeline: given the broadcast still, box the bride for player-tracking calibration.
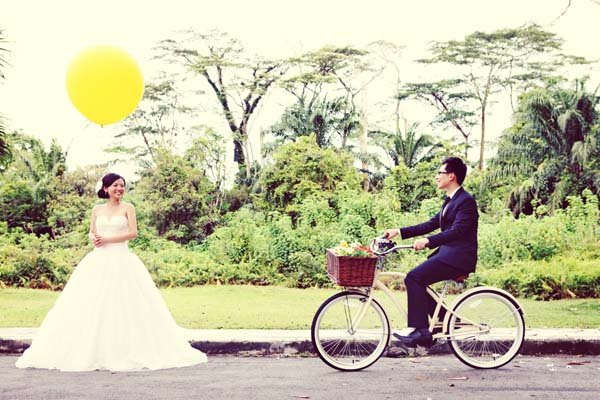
[16,173,207,371]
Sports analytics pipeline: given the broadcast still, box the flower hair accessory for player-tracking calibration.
[94,180,103,193]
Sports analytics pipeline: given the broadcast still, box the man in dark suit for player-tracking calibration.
[384,157,478,347]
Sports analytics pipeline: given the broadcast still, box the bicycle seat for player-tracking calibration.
[453,274,470,283]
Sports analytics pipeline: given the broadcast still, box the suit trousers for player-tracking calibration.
[404,257,463,329]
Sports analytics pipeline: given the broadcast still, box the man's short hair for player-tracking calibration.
[443,157,467,185]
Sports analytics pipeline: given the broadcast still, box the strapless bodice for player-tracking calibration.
[95,215,129,248]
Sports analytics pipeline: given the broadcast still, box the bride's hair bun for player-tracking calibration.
[97,188,109,199]
[97,173,126,199]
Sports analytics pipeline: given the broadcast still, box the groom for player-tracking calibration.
[384,157,479,347]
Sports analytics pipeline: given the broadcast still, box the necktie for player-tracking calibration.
[440,196,451,227]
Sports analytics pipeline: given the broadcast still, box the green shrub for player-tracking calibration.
[0,183,597,298]
[472,257,600,300]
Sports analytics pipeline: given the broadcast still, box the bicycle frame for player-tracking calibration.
[347,255,487,341]
[313,240,526,371]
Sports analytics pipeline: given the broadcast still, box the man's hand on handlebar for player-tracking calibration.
[382,229,429,251]
[412,238,430,250]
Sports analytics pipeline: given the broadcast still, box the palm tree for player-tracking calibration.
[0,29,11,167]
[487,80,599,215]
[268,96,360,150]
[0,116,9,168]
[369,121,438,169]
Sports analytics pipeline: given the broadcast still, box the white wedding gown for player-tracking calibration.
[16,215,207,371]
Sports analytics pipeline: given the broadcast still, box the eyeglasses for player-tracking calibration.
[437,171,451,175]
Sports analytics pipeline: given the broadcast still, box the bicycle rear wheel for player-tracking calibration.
[311,291,390,371]
[448,289,525,369]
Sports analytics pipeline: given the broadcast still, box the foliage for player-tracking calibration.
[275,45,375,150]
[473,257,600,300]
[109,77,195,169]
[398,80,477,156]
[0,117,9,170]
[0,134,82,236]
[419,24,583,169]
[0,222,87,290]
[0,30,9,167]
[134,150,219,244]
[1,28,598,300]
[157,29,285,170]
[369,122,438,169]
[267,96,359,149]
[184,127,228,191]
[257,135,362,213]
[1,187,598,296]
[486,81,599,215]
[382,160,440,212]
[478,189,598,267]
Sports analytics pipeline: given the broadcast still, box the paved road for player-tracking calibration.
[1,355,599,400]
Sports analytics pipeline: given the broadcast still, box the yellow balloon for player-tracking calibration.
[66,46,144,126]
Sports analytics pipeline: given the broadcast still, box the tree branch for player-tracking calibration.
[549,0,572,25]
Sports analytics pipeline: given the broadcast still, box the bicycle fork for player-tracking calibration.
[343,290,376,335]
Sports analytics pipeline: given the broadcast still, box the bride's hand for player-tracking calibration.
[92,234,104,247]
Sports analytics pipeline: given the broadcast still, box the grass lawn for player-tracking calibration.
[1,285,598,329]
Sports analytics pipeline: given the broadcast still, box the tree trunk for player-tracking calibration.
[233,138,245,165]
[360,89,369,191]
[478,107,486,170]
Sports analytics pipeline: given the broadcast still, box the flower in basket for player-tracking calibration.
[331,241,374,258]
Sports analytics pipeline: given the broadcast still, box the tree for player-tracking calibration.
[420,24,575,169]
[158,29,285,176]
[267,96,358,149]
[184,126,227,190]
[383,161,439,212]
[110,77,194,169]
[369,122,437,169]
[275,45,385,190]
[0,116,9,170]
[0,134,69,236]
[487,80,599,215]
[257,135,362,214]
[551,1,600,23]
[135,150,219,244]
[0,29,10,167]
[398,80,477,158]
[270,45,381,150]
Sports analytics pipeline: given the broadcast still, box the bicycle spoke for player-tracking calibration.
[312,292,389,371]
[449,291,524,369]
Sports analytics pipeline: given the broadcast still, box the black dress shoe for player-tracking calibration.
[393,328,434,348]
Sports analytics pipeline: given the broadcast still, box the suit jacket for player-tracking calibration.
[400,187,479,273]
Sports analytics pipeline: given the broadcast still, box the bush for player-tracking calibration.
[0,225,86,289]
[472,257,600,300]
[0,179,598,298]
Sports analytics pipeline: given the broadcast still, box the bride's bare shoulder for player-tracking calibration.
[91,204,106,214]
[122,202,136,211]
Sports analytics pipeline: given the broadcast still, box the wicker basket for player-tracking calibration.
[326,249,377,287]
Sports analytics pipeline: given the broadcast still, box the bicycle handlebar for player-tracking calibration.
[369,237,413,256]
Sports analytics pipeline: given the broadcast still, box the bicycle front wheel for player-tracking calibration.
[311,291,390,371]
[448,289,525,369]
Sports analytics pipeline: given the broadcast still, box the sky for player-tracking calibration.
[1,0,599,180]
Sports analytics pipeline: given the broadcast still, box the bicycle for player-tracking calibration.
[311,238,526,371]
